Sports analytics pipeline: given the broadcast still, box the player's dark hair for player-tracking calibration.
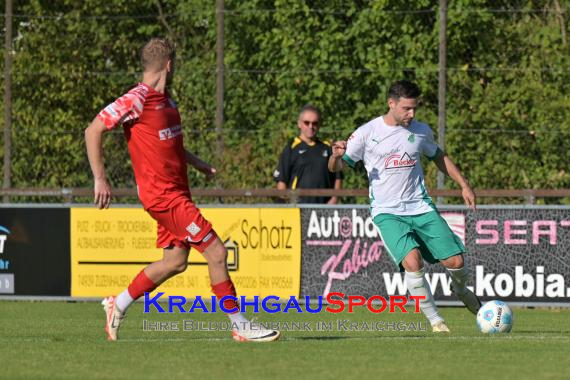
[299,104,321,120]
[387,80,421,101]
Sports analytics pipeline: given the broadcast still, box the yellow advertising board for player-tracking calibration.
[71,207,301,299]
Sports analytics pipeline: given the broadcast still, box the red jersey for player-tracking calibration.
[97,82,190,210]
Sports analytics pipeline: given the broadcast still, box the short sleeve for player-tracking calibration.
[273,144,292,183]
[96,85,148,129]
[421,127,441,160]
[342,128,366,168]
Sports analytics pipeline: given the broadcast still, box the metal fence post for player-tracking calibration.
[3,0,13,203]
[436,0,447,204]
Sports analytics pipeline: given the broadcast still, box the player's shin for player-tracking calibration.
[212,278,280,342]
[447,266,470,293]
[117,270,158,312]
[447,265,481,314]
[405,270,443,325]
[211,279,249,327]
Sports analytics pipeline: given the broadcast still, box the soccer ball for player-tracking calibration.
[476,300,513,334]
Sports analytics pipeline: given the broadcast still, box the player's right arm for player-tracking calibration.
[329,127,366,172]
[328,141,347,172]
[85,117,112,209]
[85,85,148,209]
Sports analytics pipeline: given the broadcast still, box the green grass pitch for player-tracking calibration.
[1,301,569,380]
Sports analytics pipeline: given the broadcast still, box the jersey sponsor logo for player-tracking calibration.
[186,222,201,236]
[407,133,416,143]
[299,150,307,154]
[385,152,416,169]
[322,150,329,158]
[378,148,401,159]
[158,125,183,140]
[371,138,380,145]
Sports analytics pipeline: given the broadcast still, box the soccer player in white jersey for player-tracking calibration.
[328,80,481,332]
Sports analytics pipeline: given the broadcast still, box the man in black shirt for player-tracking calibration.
[274,105,343,204]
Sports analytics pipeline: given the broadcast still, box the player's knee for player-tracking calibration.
[443,254,464,269]
[403,261,422,272]
[402,250,423,272]
[172,261,188,274]
[209,252,227,268]
[205,245,228,268]
[164,257,188,274]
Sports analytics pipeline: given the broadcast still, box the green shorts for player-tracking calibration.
[373,211,465,268]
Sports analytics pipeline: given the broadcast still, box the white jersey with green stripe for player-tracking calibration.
[343,116,441,217]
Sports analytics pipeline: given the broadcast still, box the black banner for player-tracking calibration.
[0,207,70,296]
[300,207,570,304]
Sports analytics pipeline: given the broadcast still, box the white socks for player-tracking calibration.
[228,312,250,330]
[447,266,469,295]
[405,270,443,326]
[115,290,134,313]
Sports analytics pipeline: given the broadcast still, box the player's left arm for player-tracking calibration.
[433,151,476,210]
[185,150,216,179]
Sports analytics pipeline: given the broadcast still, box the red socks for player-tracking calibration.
[211,279,239,313]
[127,270,157,299]
[128,272,238,313]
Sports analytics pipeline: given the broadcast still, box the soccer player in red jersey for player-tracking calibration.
[85,38,279,342]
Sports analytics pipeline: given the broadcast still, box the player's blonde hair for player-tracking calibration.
[140,38,175,72]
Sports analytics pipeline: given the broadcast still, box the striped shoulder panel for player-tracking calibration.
[129,83,149,101]
[97,83,149,129]
[125,83,148,120]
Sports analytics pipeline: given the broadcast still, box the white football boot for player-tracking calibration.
[231,321,281,342]
[432,321,451,333]
[102,296,126,341]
